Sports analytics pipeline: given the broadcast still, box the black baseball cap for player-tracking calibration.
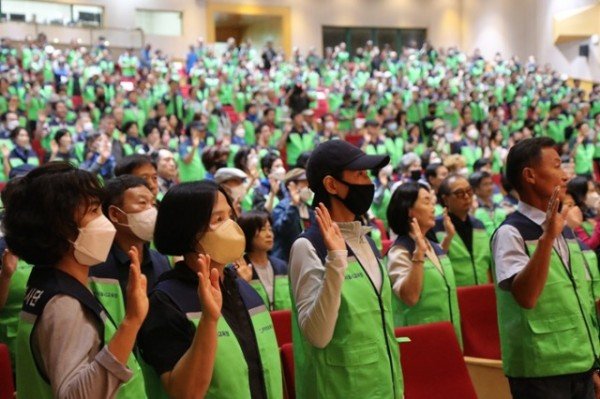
[306,140,389,205]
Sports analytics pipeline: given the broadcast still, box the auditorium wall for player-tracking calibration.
[0,0,597,80]
[461,0,599,81]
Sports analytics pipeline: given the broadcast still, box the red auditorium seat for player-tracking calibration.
[0,343,14,399]
[271,310,292,347]
[372,218,393,255]
[344,134,363,147]
[396,322,477,399]
[222,105,240,124]
[457,284,501,360]
[280,343,295,399]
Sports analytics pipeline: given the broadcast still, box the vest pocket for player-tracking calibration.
[325,341,380,366]
[527,315,579,361]
[323,341,383,397]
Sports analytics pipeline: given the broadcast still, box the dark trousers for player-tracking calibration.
[508,370,594,399]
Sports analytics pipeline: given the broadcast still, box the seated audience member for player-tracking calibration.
[272,168,315,260]
[470,170,507,235]
[114,154,160,199]
[2,126,39,180]
[252,151,286,213]
[156,148,178,199]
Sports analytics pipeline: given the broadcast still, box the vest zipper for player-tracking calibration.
[555,246,600,366]
[353,254,397,397]
[454,232,479,285]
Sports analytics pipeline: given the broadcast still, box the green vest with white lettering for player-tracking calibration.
[492,212,600,377]
[142,266,283,399]
[291,225,403,398]
[248,256,291,311]
[16,267,146,398]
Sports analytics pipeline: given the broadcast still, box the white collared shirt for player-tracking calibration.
[492,201,569,290]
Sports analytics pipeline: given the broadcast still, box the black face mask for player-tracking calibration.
[410,170,422,181]
[334,180,375,216]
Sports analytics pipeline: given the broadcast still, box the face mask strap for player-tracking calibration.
[109,205,130,228]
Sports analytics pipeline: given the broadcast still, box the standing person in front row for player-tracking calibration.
[386,182,462,345]
[4,163,148,398]
[493,137,600,399]
[89,175,170,326]
[289,140,403,399]
[137,181,283,399]
[433,174,491,286]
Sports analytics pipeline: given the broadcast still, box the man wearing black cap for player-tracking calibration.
[289,140,403,399]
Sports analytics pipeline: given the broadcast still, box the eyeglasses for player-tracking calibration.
[449,188,473,199]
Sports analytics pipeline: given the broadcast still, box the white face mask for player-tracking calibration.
[198,219,246,264]
[324,121,335,130]
[72,215,116,266]
[466,128,479,141]
[271,166,286,181]
[458,167,470,178]
[228,184,247,202]
[585,192,600,211]
[235,128,245,138]
[115,206,157,242]
[6,120,19,131]
[299,187,314,204]
[381,164,394,177]
[83,121,94,132]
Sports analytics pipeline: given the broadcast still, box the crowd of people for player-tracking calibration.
[0,31,600,398]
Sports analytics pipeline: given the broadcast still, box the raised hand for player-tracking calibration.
[544,186,569,239]
[0,145,9,159]
[288,181,301,205]
[315,203,346,251]
[566,205,583,229]
[125,246,149,325]
[233,257,253,282]
[410,218,428,256]
[443,208,456,237]
[49,139,59,155]
[196,254,222,322]
[268,176,280,195]
[1,249,18,279]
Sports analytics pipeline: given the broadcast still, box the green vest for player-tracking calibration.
[580,244,600,326]
[89,275,126,326]
[461,145,483,172]
[286,131,314,168]
[291,227,403,398]
[575,143,595,175]
[146,271,283,399]
[0,261,32,365]
[16,268,146,398]
[474,205,507,237]
[8,150,40,169]
[493,214,600,377]
[390,237,462,345]
[435,216,490,286]
[249,274,292,311]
